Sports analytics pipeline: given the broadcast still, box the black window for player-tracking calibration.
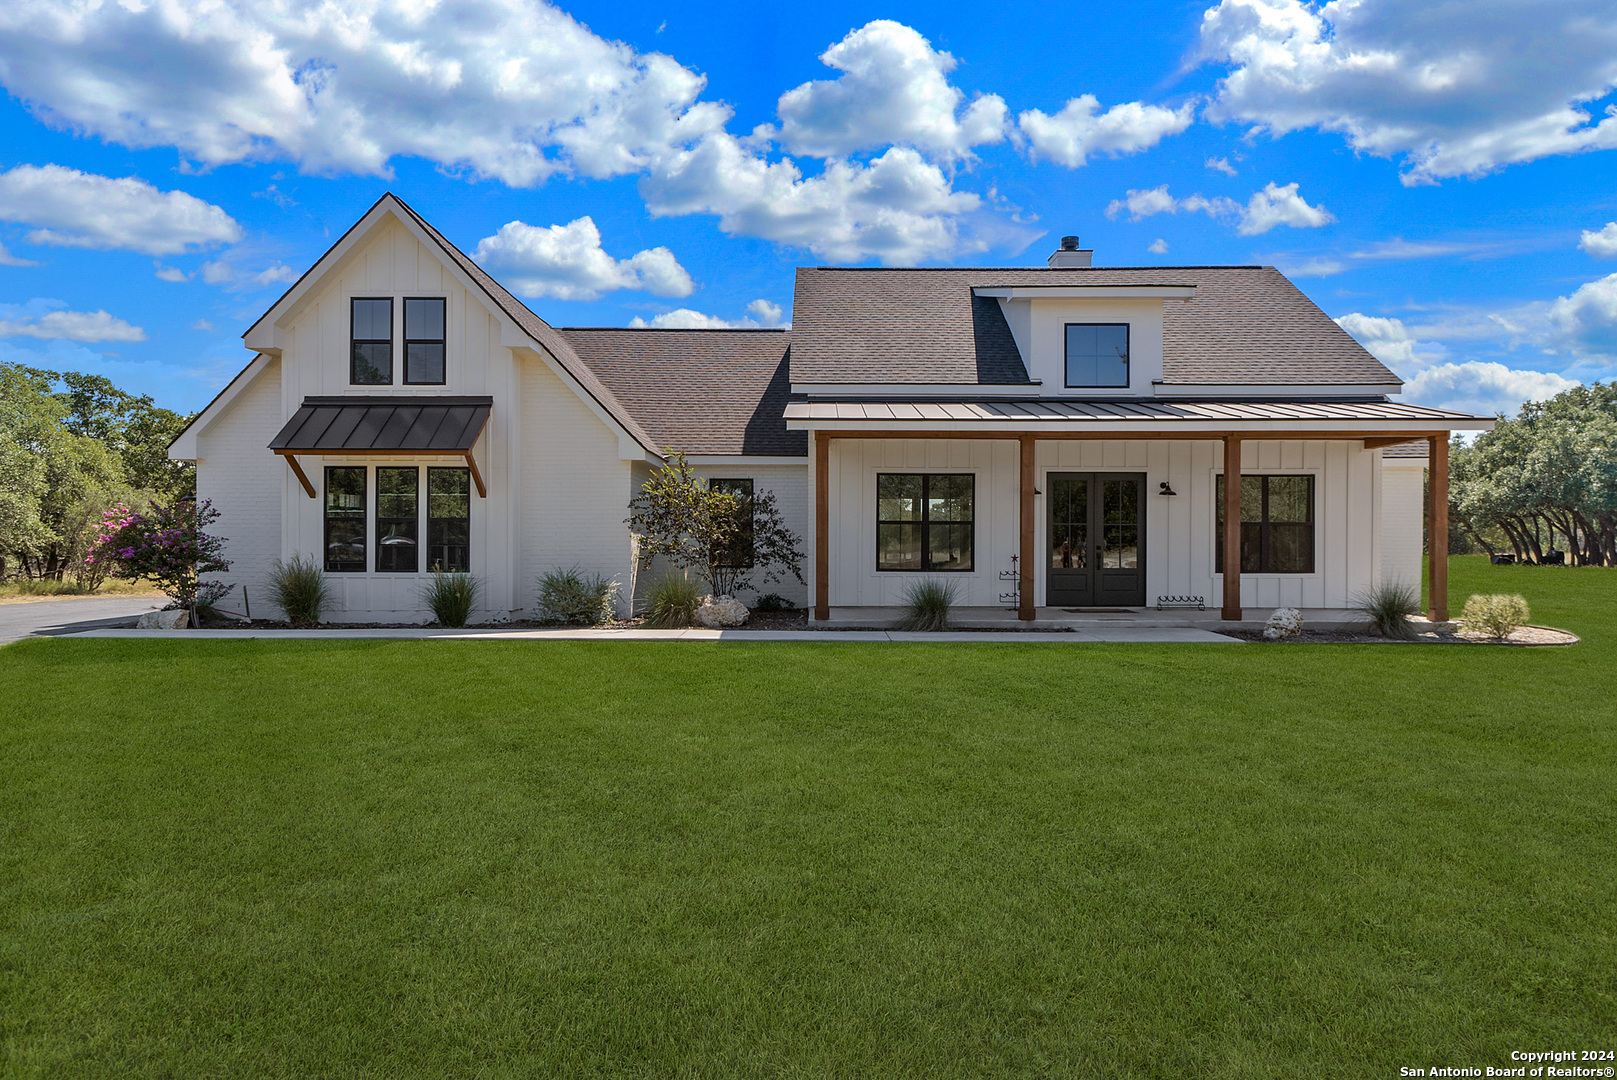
[709,478,755,568]
[377,467,419,573]
[427,467,470,572]
[1065,323,1129,388]
[1216,474,1315,574]
[324,466,367,572]
[351,298,393,385]
[877,473,974,571]
[404,297,446,385]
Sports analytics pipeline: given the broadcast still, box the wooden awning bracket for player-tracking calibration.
[465,451,487,497]
[276,450,317,498]
[274,447,486,498]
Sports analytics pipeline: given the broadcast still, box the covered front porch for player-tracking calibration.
[789,398,1492,624]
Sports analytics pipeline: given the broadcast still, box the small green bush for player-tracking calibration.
[1354,580,1421,640]
[643,576,702,628]
[537,565,620,625]
[268,553,330,625]
[422,570,479,628]
[1463,593,1530,639]
[896,579,958,632]
[754,593,796,612]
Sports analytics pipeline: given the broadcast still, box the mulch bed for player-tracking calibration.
[1218,623,1578,646]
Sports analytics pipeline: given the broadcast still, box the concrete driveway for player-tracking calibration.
[0,596,164,645]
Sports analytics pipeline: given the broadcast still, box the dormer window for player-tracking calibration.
[351,298,393,385]
[405,297,446,385]
[1065,323,1129,388]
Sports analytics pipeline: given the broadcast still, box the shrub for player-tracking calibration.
[642,576,702,628]
[537,565,620,625]
[87,497,230,609]
[1354,581,1422,640]
[754,593,796,612]
[896,579,958,632]
[422,570,479,627]
[268,553,330,625]
[1463,593,1530,639]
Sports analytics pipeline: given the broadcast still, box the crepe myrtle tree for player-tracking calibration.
[88,497,232,611]
[627,452,804,598]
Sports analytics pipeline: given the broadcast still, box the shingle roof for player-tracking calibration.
[790,265,1399,387]
[1381,439,1431,459]
[270,396,492,452]
[560,328,804,457]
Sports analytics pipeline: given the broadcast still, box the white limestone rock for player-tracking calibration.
[1262,607,1304,641]
[693,594,749,628]
[137,608,190,630]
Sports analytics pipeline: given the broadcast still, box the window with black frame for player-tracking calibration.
[325,466,367,572]
[1216,474,1315,573]
[877,473,974,571]
[376,467,419,572]
[404,298,446,384]
[1064,323,1129,388]
[427,467,470,572]
[351,298,392,384]
[709,478,755,568]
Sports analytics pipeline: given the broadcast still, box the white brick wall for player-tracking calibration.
[195,358,287,619]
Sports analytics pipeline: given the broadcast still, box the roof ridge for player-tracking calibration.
[560,326,789,333]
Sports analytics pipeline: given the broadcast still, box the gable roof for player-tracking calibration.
[789,265,1399,387]
[560,328,803,457]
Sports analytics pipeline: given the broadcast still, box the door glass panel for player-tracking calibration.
[1100,480,1140,568]
[1049,475,1088,569]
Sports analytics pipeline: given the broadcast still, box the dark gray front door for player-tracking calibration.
[1046,473,1146,607]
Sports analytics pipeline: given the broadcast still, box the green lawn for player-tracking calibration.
[1,557,1612,1078]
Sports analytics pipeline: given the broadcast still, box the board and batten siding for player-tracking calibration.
[1380,459,1426,592]
[824,437,1389,611]
[195,358,287,618]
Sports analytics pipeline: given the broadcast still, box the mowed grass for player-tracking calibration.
[0,557,1612,1078]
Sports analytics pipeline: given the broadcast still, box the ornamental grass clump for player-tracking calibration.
[1354,581,1422,640]
[896,579,958,632]
[268,553,330,625]
[537,566,620,625]
[642,576,702,628]
[1463,593,1531,640]
[422,569,479,628]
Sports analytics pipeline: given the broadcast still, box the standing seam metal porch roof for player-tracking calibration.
[269,397,493,452]
[784,397,1484,426]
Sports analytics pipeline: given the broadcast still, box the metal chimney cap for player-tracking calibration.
[1060,235,1081,251]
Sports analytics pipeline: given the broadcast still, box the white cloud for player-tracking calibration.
[1148,238,1170,254]
[1547,273,1617,354]
[1105,181,1331,236]
[769,21,1006,160]
[1205,156,1238,176]
[154,264,189,282]
[0,0,728,187]
[1018,95,1195,168]
[0,304,146,343]
[1336,312,1425,368]
[1276,257,1346,278]
[199,259,298,291]
[472,216,692,301]
[629,299,786,329]
[192,319,215,331]
[0,241,39,267]
[0,165,242,256]
[1402,362,1579,416]
[1200,0,1617,185]
[1580,223,1617,258]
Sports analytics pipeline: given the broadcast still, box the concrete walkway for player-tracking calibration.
[69,624,1241,643]
[0,596,164,645]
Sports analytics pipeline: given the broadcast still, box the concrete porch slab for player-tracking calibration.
[66,626,1242,644]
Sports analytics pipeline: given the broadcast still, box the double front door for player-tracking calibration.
[1046,473,1146,607]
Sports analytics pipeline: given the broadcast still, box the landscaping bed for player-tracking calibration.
[1219,622,1578,646]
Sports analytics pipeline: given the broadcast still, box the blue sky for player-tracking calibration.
[1,0,1615,415]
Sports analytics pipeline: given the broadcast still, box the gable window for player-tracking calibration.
[709,478,755,568]
[377,467,419,573]
[404,297,446,385]
[1065,323,1129,388]
[877,473,974,571]
[351,298,393,385]
[1216,474,1315,574]
[428,467,471,572]
[325,466,368,572]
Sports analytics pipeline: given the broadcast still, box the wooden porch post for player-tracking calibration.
[814,432,829,621]
[1222,434,1242,621]
[1019,434,1036,621]
[1428,434,1449,623]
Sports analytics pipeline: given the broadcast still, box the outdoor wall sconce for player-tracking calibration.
[1159,481,1178,496]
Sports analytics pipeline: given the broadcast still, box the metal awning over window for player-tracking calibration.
[268,396,492,498]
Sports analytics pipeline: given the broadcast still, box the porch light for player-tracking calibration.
[1158,481,1178,496]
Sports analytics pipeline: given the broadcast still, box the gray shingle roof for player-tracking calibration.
[1380,439,1431,459]
[560,328,804,457]
[790,265,1399,387]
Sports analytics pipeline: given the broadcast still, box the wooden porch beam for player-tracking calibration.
[274,450,317,498]
[1222,435,1242,621]
[814,432,829,621]
[1428,434,1449,623]
[464,451,487,498]
[1018,434,1036,621]
[806,429,1452,443]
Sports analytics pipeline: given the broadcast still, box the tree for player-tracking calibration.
[88,498,231,610]
[627,452,805,596]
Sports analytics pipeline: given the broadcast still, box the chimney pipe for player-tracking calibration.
[1060,235,1080,251]
[1048,235,1093,269]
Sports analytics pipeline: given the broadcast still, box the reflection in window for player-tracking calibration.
[351,298,393,385]
[1064,323,1130,388]
[709,478,755,568]
[1049,475,1088,569]
[1216,474,1315,573]
[877,473,974,571]
[428,467,470,572]
[325,467,367,572]
[404,298,446,385]
[377,467,418,573]
[1101,478,1140,569]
